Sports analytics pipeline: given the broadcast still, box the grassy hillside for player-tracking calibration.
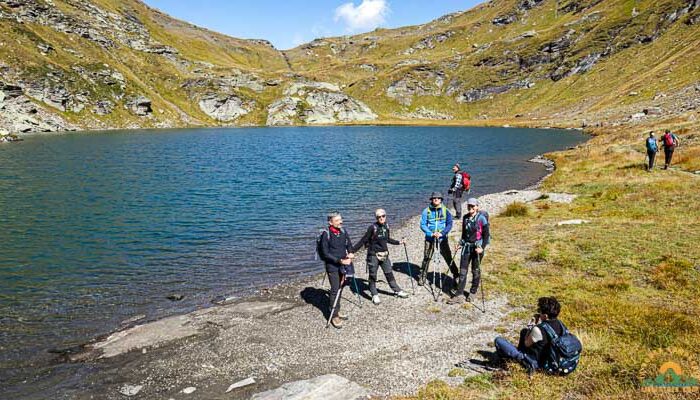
[1,0,699,132]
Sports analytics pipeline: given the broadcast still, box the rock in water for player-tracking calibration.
[250,374,369,400]
[166,294,184,301]
[181,387,196,394]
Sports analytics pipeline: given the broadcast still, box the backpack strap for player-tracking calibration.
[539,322,559,341]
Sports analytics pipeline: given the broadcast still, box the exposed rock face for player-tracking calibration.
[126,96,152,116]
[266,97,300,126]
[492,13,517,25]
[92,100,114,115]
[198,95,252,121]
[399,107,454,120]
[0,81,75,133]
[267,82,376,125]
[455,80,533,103]
[386,67,445,105]
[183,71,265,93]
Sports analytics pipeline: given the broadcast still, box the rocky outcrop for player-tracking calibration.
[250,375,370,400]
[267,82,376,125]
[126,96,152,116]
[198,95,252,121]
[0,81,75,133]
[492,13,517,25]
[386,67,445,105]
[455,80,533,103]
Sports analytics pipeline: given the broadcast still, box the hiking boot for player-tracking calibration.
[372,295,381,305]
[446,296,465,305]
[395,290,409,298]
[331,316,343,328]
[467,289,478,302]
[337,312,349,320]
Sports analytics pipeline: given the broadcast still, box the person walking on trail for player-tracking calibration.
[419,192,456,286]
[318,212,356,329]
[447,198,489,305]
[494,297,579,375]
[645,132,658,171]
[659,129,679,170]
[352,209,409,305]
[448,163,471,219]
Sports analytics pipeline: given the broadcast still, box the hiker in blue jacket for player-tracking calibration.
[645,132,658,171]
[418,192,456,286]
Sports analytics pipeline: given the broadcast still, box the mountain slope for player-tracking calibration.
[1,0,699,135]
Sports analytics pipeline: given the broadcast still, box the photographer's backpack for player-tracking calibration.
[539,321,582,375]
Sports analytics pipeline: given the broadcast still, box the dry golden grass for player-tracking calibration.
[399,119,700,399]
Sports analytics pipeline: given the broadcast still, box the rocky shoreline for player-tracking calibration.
[40,164,577,399]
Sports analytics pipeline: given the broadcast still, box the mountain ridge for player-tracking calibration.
[1,0,699,135]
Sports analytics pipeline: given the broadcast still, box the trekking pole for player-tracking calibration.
[403,242,415,295]
[350,273,362,308]
[326,275,345,328]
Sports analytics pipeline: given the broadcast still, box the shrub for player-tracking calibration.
[502,202,529,217]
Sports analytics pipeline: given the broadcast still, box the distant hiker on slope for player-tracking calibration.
[419,192,457,286]
[494,297,581,375]
[447,198,490,304]
[645,131,658,171]
[318,212,356,328]
[448,163,471,219]
[352,209,409,305]
[659,129,679,170]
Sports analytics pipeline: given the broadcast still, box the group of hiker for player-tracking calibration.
[645,129,680,170]
[316,163,582,376]
[317,163,486,328]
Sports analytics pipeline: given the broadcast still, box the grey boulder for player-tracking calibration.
[250,374,369,400]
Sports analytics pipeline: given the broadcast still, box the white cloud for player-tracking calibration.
[334,0,389,32]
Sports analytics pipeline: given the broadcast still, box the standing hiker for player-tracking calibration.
[448,163,471,219]
[447,198,489,304]
[352,209,409,305]
[419,192,456,286]
[645,132,658,171]
[318,212,355,328]
[659,129,679,170]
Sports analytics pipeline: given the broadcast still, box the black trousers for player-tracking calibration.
[420,239,455,278]
[326,264,344,317]
[367,254,401,296]
[452,245,482,296]
[647,150,656,170]
[664,147,674,167]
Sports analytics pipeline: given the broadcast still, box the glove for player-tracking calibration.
[448,188,454,195]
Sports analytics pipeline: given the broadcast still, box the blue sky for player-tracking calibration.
[144,0,483,50]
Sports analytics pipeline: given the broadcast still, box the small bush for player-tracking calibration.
[502,202,529,217]
[527,243,549,262]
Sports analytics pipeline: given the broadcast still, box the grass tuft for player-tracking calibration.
[502,202,530,217]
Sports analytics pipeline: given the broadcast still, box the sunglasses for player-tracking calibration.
[467,205,476,208]
[376,215,386,218]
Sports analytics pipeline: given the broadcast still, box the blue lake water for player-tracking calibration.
[0,126,587,390]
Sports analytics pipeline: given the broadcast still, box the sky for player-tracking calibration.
[143,0,483,50]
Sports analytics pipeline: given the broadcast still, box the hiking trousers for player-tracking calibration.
[664,147,675,168]
[420,239,455,282]
[451,189,465,218]
[647,150,656,170]
[453,244,481,296]
[494,328,539,369]
[325,264,344,317]
[367,254,401,296]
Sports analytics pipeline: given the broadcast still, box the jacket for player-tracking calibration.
[420,205,453,241]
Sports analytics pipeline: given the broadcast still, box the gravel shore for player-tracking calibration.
[42,160,577,399]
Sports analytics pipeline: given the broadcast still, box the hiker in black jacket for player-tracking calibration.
[318,212,355,329]
[352,209,409,305]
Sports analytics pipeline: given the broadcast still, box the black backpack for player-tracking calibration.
[539,321,582,375]
[315,227,347,261]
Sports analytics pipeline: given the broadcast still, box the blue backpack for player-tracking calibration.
[539,321,582,375]
[646,137,658,152]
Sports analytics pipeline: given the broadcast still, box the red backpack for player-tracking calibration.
[460,171,471,191]
[664,133,675,147]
